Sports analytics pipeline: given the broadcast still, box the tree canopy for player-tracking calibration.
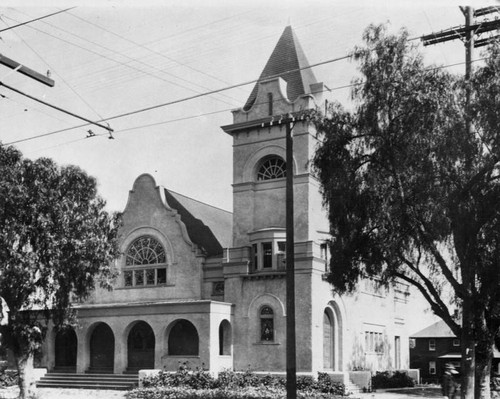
[0,144,120,397]
[311,24,500,398]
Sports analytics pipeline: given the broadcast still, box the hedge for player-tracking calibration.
[127,386,347,399]
[128,365,348,399]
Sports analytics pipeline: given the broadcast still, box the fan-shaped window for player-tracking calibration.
[126,236,166,266]
[257,157,286,181]
[124,236,168,288]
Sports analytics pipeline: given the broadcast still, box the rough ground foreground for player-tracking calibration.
[0,387,127,399]
[0,386,442,399]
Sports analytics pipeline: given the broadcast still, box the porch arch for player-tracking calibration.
[88,322,115,372]
[54,328,77,370]
[126,320,155,370]
[167,319,199,356]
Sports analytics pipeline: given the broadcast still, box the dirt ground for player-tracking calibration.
[0,386,444,399]
[0,387,127,399]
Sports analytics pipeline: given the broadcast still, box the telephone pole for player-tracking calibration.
[285,117,296,399]
[421,6,500,399]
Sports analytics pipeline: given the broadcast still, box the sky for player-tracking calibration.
[0,0,494,213]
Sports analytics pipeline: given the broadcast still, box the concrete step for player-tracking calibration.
[86,367,114,374]
[36,372,138,390]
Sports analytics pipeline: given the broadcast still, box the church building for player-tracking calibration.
[40,26,412,387]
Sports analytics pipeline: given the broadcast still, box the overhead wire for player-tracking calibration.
[1,13,240,108]
[3,53,352,146]
[3,55,485,148]
[8,7,261,104]
[65,9,254,97]
[0,14,107,125]
[0,7,75,33]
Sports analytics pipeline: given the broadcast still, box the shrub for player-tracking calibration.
[314,372,346,396]
[127,386,347,399]
[296,375,314,391]
[142,363,216,390]
[136,366,348,398]
[138,365,348,398]
[0,370,18,388]
[371,370,415,389]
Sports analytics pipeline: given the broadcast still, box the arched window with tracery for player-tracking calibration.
[124,236,168,287]
[260,306,274,341]
[257,156,286,181]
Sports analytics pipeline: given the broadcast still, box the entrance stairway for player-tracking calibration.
[36,372,139,390]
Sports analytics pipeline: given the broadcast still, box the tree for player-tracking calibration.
[311,24,500,399]
[0,144,120,398]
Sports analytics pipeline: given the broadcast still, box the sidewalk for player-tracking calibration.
[355,386,442,398]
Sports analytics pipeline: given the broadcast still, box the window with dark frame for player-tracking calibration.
[429,361,436,375]
[257,157,286,181]
[262,242,273,268]
[429,339,436,351]
[124,236,168,287]
[260,306,274,342]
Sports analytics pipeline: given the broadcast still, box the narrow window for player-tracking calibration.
[135,270,144,286]
[124,271,133,287]
[262,242,273,268]
[252,244,258,270]
[146,269,155,285]
[260,306,274,341]
[429,361,436,375]
[277,241,286,269]
[157,268,167,284]
[429,339,436,351]
[268,93,273,116]
[320,242,329,271]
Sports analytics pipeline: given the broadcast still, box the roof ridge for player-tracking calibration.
[165,188,232,214]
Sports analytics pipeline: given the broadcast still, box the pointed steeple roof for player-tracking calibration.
[243,25,318,111]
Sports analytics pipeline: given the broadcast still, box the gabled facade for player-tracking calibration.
[410,320,500,383]
[38,26,413,384]
[410,320,461,383]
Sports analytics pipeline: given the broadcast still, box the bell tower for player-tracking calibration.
[221,25,328,253]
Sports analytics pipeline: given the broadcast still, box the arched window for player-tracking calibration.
[124,236,167,287]
[257,157,286,181]
[260,306,274,341]
[323,311,333,369]
[219,320,231,356]
[168,320,199,356]
[126,236,166,265]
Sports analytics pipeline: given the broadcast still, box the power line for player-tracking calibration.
[0,7,75,33]
[5,54,485,149]
[0,81,113,133]
[2,53,352,147]
[65,10,252,96]
[5,10,242,107]
[0,14,238,108]
[0,15,107,124]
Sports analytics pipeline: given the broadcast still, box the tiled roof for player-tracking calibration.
[411,320,457,338]
[164,189,232,257]
[243,25,318,111]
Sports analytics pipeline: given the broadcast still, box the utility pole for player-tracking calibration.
[285,117,296,399]
[421,6,500,399]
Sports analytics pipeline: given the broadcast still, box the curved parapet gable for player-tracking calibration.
[123,174,198,254]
